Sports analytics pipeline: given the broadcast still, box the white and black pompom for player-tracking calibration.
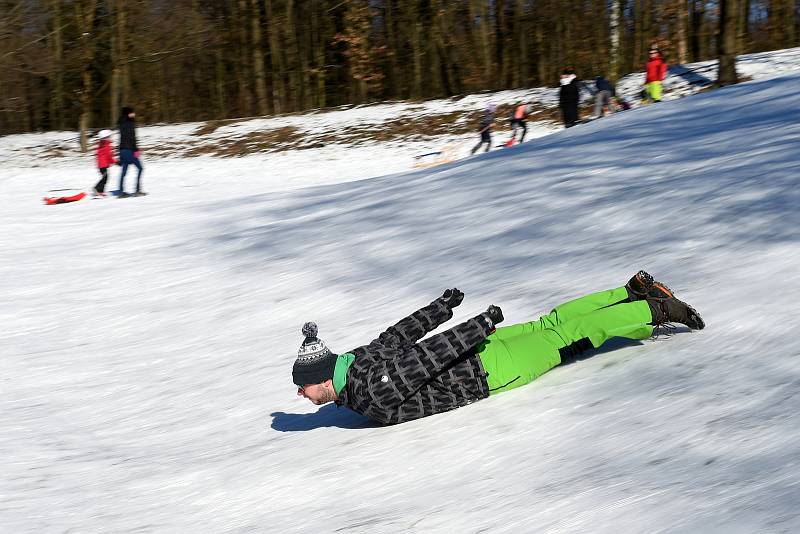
[302,321,318,339]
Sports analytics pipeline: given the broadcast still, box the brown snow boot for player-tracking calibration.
[626,270,674,301]
[647,297,705,330]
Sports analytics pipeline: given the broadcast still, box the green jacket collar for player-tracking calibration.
[333,353,356,395]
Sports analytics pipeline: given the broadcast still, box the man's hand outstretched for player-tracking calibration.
[442,288,465,308]
[486,305,504,325]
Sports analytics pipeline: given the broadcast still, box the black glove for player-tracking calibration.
[441,288,464,308]
[486,305,504,325]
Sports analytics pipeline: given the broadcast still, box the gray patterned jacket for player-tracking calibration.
[336,296,498,424]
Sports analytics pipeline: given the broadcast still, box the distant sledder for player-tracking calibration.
[470,103,496,155]
[505,101,533,146]
[291,270,705,425]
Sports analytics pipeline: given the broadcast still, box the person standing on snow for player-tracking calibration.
[593,76,617,118]
[291,271,704,425]
[509,101,532,143]
[470,104,496,155]
[644,48,668,103]
[117,106,145,198]
[93,129,117,197]
[559,68,581,128]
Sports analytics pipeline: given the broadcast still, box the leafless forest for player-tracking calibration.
[1,0,797,147]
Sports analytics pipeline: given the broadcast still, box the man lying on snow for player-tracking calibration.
[292,271,704,425]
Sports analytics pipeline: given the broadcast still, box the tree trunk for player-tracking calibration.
[47,0,65,130]
[717,0,739,85]
[264,0,284,114]
[609,0,622,80]
[472,0,492,85]
[642,0,652,54]
[285,0,301,110]
[250,0,270,115]
[739,0,751,53]
[237,0,253,115]
[535,22,546,84]
[410,18,423,98]
[690,0,707,61]
[515,0,528,86]
[116,0,130,112]
[109,0,120,126]
[768,0,793,48]
[296,3,311,108]
[384,0,399,96]
[214,45,226,118]
[311,1,325,108]
[675,0,689,63]
[783,0,796,47]
[431,4,449,94]
[74,0,98,152]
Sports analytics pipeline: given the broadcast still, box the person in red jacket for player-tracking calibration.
[645,48,668,103]
[93,129,117,197]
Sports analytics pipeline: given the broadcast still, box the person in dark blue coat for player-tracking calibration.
[117,107,146,197]
[593,76,617,117]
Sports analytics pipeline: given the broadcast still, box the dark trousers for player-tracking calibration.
[119,149,143,193]
[471,130,492,154]
[561,107,578,128]
[95,168,109,193]
[510,119,527,141]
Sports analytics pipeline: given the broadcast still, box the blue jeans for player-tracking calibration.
[119,149,143,192]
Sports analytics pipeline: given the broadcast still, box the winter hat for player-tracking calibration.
[292,322,338,386]
[97,129,112,140]
[121,106,134,117]
[486,103,497,114]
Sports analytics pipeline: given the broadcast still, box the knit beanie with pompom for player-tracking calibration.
[292,322,338,386]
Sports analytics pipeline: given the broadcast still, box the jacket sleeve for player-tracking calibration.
[358,310,497,415]
[411,311,496,373]
[372,296,454,349]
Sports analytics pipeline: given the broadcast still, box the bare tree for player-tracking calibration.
[609,0,622,80]
[675,0,690,64]
[250,0,270,115]
[718,0,740,85]
[74,0,98,152]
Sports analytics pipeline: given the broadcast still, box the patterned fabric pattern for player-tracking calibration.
[336,297,496,424]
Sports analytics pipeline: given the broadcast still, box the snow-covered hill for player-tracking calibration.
[2,50,800,533]
[4,46,800,180]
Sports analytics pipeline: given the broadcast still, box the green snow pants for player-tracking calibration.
[477,287,654,394]
[647,81,663,102]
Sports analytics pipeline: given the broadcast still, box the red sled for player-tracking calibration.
[43,192,87,205]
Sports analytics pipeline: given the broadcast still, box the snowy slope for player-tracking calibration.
[2,62,800,532]
[5,46,800,177]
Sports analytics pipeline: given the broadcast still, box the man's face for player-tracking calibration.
[297,380,335,405]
